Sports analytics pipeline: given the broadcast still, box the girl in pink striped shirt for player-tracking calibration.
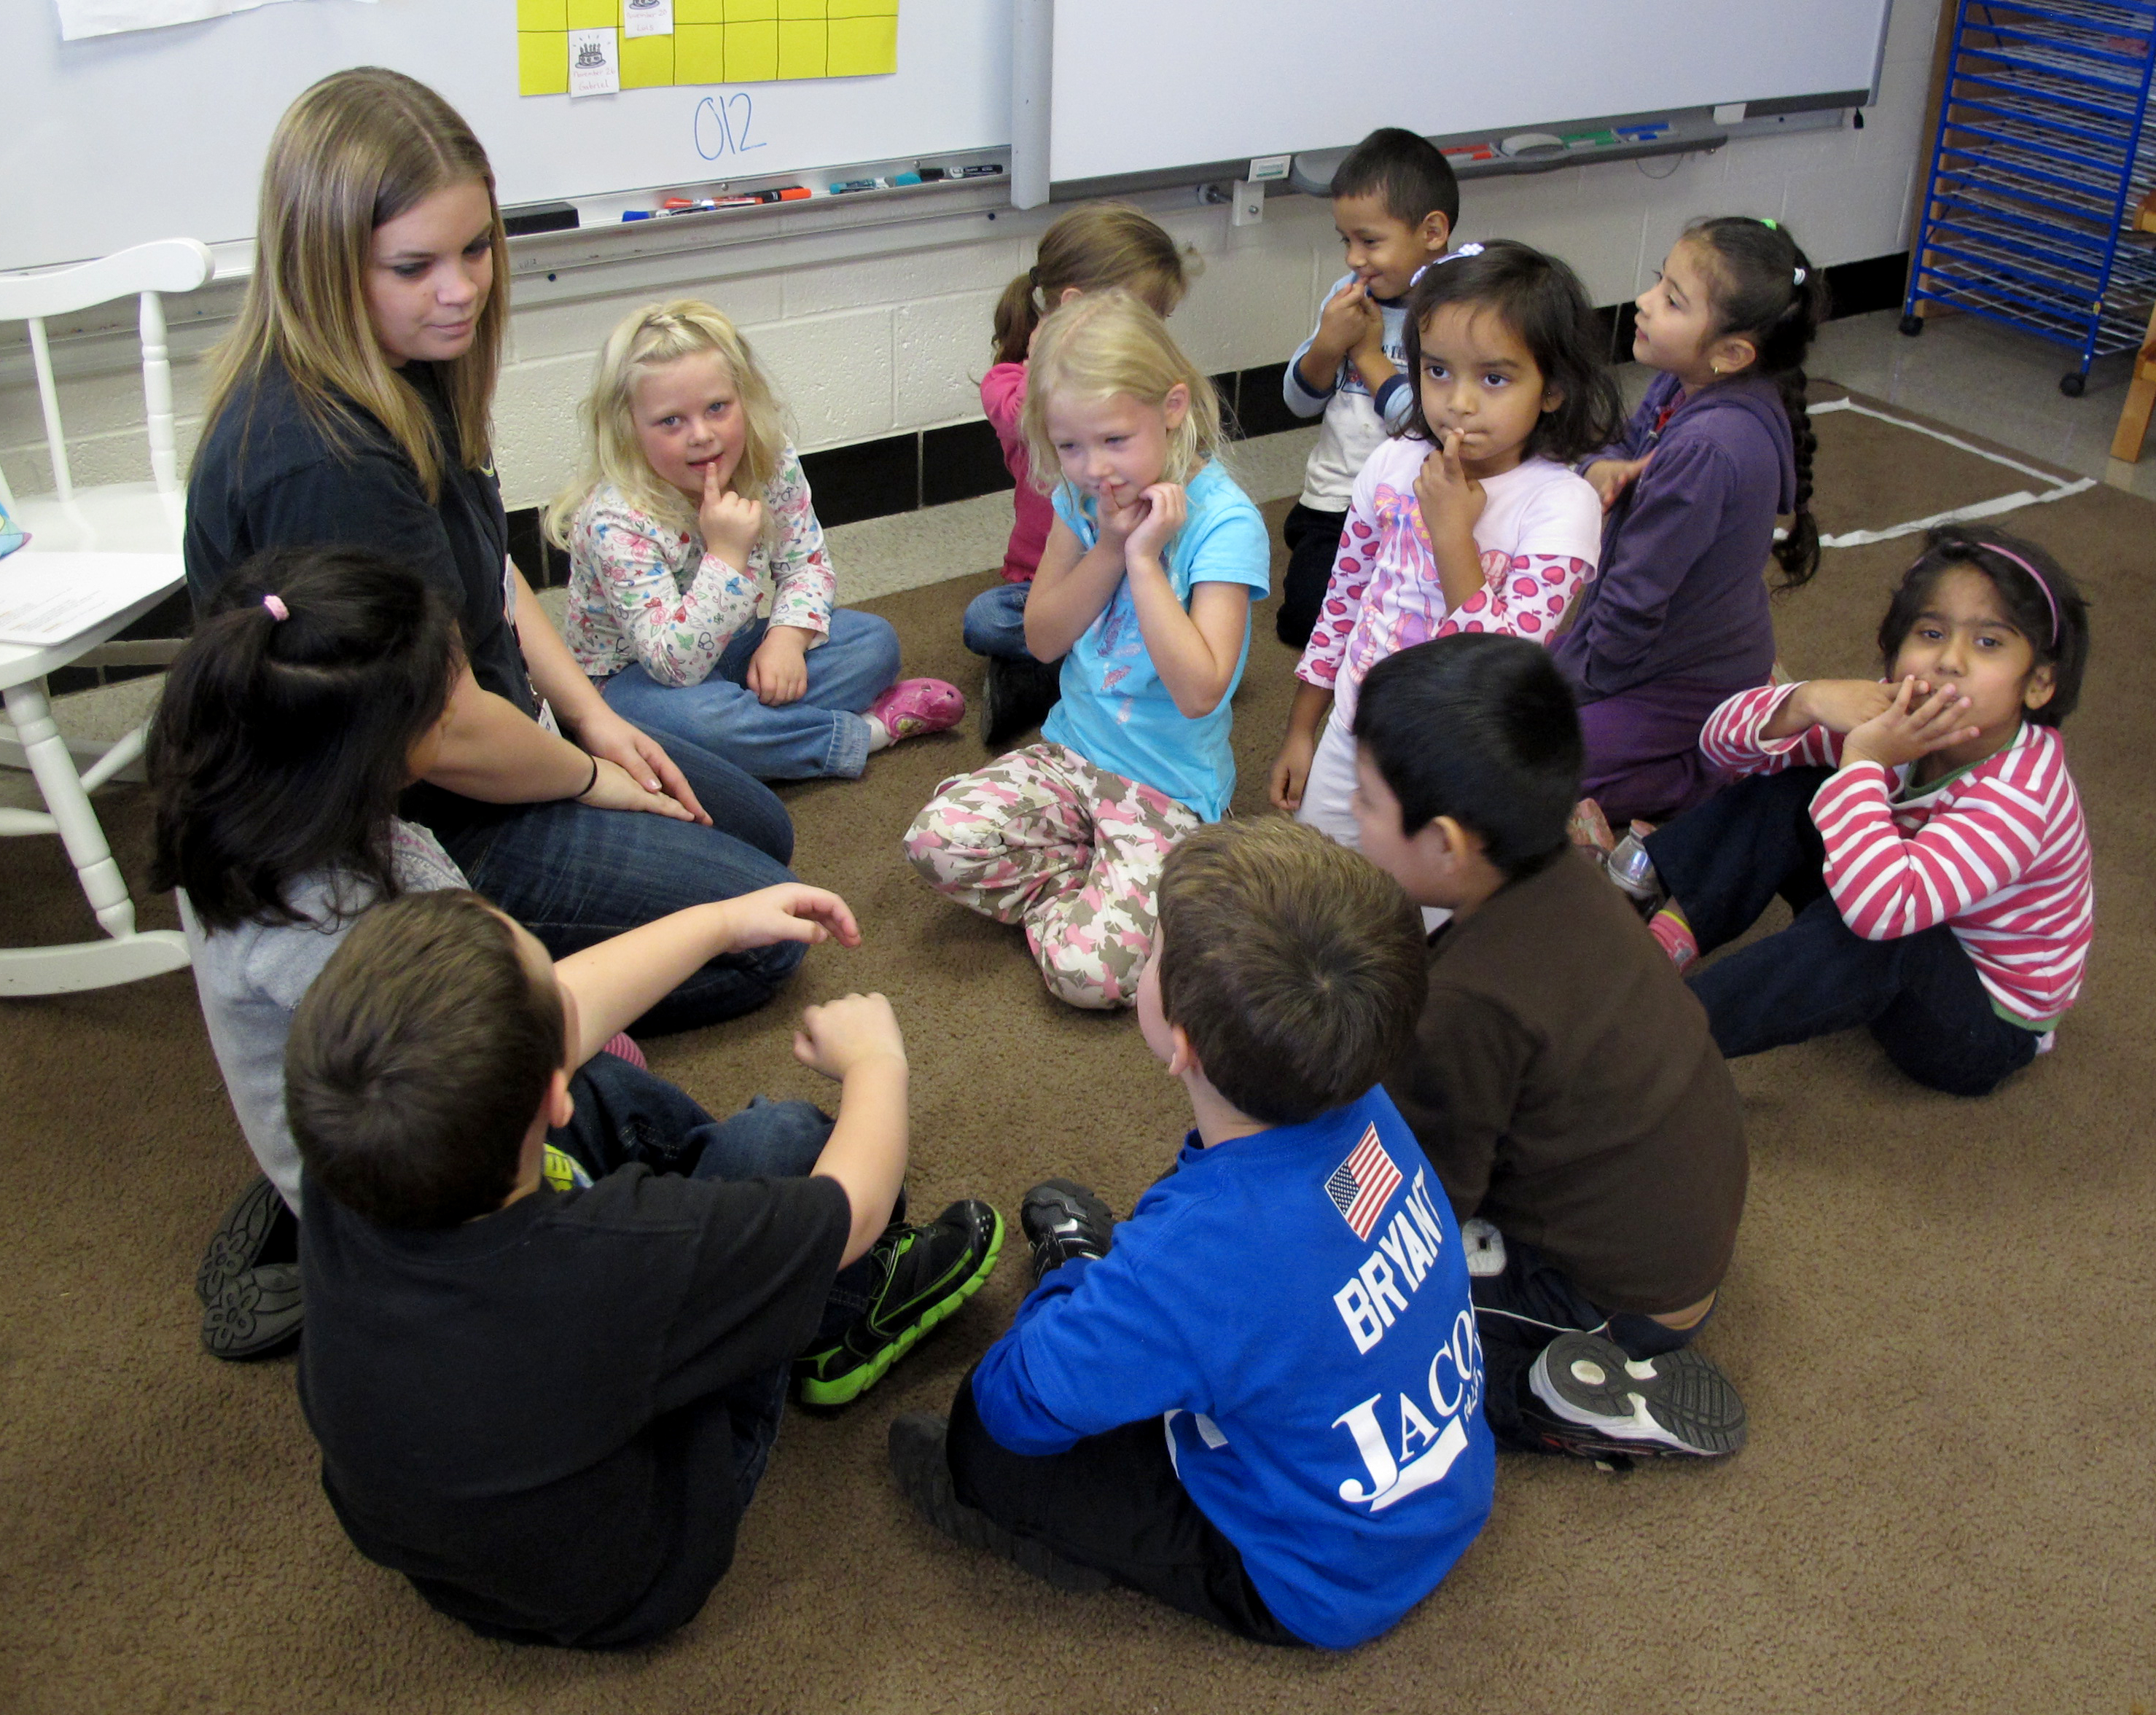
[1623,526,2091,1096]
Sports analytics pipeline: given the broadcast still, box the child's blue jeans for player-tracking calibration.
[1645,766,2041,1096]
[553,1052,880,1505]
[599,610,902,781]
[961,582,1034,660]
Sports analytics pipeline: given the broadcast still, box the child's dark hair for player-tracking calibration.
[1399,240,1624,466]
[991,203,1194,369]
[286,889,564,1230]
[1878,525,2090,726]
[148,546,462,934]
[1330,126,1461,233]
[1354,633,1584,876]
[1155,819,1426,1128]
[1685,216,1830,590]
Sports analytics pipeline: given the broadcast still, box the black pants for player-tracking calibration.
[1646,767,2040,1096]
[945,1372,1306,1647]
[1275,503,1348,649]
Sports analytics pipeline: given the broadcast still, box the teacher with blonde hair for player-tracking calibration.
[185,66,805,1031]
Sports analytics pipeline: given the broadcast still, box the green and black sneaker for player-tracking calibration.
[794,1199,1004,1407]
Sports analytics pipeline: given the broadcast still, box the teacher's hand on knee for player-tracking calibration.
[579,755,698,821]
[574,708,711,824]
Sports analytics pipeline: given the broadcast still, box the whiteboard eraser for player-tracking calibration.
[1231,178,1265,225]
[1713,102,1748,125]
[1247,154,1292,183]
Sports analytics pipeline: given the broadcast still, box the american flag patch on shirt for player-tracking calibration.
[1325,1125,1402,1241]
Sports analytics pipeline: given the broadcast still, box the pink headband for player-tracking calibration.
[262,594,289,621]
[1977,544,2060,649]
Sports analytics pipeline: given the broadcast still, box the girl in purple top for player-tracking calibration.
[1556,216,1828,825]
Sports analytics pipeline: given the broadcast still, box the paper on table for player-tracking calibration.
[54,0,374,44]
[0,552,182,649]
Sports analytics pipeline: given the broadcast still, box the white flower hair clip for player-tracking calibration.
[1410,243,1485,288]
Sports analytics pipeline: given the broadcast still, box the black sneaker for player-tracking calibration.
[196,1173,297,1306]
[794,1200,1003,1407]
[200,1263,304,1362]
[1020,1179,1114,1286]
[1526,1332,1746,1458]
[887,1412,1111,1593]
[980,654,1063,749]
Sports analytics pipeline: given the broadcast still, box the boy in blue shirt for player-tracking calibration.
[889,819,1495,1649]
[1276,127,1458,648]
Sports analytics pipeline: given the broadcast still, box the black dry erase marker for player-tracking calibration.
[950,164,1004,179]
[915,166,946,182]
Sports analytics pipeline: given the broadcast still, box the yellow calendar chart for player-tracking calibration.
[517,0,899,95]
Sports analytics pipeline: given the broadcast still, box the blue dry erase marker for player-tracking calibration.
[622,209,657,222]
[829,177,883,194]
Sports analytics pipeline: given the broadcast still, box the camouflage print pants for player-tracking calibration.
[904,741,1202,1010]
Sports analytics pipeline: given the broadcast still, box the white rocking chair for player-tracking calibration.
[0,238,212,994]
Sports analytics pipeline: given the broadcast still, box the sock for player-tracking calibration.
[864,715,891,753]
[1649,903,1697,970]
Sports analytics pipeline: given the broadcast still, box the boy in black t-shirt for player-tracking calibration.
[284,883,1001,1648]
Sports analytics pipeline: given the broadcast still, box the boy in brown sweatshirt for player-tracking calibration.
[1352,635,1749,1461]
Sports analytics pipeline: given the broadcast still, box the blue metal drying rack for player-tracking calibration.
[1902,0,2156,395]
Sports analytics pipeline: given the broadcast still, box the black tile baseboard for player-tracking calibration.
[1822,251,1910,319]
[923,418,1012,507]
[799,432,918,527]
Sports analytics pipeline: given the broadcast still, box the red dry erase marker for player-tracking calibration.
[710,187,810,208]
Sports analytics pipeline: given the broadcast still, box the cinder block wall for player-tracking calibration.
[0,0,1938,515]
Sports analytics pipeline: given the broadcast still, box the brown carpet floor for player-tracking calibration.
[2,395,2150,1714]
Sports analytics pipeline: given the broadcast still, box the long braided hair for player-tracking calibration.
[1687,216,1830,589]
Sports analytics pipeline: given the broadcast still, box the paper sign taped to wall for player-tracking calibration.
[54,0,372,44]
[622,0,671,39]
[568,26,620,96]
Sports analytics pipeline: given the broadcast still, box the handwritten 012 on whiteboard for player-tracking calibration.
[517,0,899,95]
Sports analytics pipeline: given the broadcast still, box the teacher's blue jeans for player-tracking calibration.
[961,582,1034,660]
[433,729,802,1036]
[601,611,901,781]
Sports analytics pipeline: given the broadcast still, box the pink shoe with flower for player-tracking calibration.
[867,678,966,746]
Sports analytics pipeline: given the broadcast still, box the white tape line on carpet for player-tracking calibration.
[1811,396,2096,549]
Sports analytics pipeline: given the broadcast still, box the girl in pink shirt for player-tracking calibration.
[1634,526,2092,1096]
[1270,241,1620,851]
[971,205,1194,744]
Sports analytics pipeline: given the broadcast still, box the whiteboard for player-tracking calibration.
[1,0,1009,273]
[1045,0,1892,187]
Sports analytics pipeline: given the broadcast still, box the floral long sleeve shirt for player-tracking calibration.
[564,445,835,687]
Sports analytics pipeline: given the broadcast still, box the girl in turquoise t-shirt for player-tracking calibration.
[905,292,1270,1009]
